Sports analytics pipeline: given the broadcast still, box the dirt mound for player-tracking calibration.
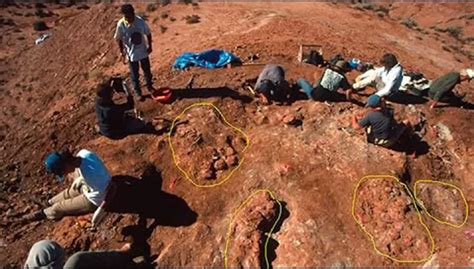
[354,178,432,262]
[226,191,280,268]
[170,105,247,184]
[415,181,467,226]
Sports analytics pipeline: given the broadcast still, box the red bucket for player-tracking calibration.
[151,87,173,103]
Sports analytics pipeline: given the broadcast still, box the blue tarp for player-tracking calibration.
[172,49,240,70]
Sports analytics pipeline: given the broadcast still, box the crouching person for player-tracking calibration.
[95,78,155,139]
[297,60,353,102]
[23,149,112,228]
[254,64,291,104]
[428,68,473,109]
[352,95,409,148]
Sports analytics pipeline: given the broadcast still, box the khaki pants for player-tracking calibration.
[43,184,97,220]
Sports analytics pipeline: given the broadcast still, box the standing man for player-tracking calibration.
[428,68,473,109]
[114,4,154,101]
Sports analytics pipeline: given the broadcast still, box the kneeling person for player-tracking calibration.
[428,68,473,109]
[297,60,353,102]
[254,64,290,104]
[95,78,153,139]
[352,95,406,148]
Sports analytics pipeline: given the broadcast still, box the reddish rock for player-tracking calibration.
[225,155,239,167]
[213,159,227,171]
[224,146,236,156]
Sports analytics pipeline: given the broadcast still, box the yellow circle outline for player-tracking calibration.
[168,102,250,188]
[351,175,435,263]
[413,179,469,228]
[224,189,283,269]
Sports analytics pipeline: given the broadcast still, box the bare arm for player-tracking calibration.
[117,40,126,63]
[352,114,362,130]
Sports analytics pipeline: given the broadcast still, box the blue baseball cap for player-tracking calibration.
[366,94,381,108]
[44,152,65,182]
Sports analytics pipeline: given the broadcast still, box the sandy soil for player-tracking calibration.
[0,1,473,267]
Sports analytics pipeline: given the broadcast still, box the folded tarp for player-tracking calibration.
[172,49,240,70]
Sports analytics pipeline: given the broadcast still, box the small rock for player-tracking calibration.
[224,146,236,156]
[213,159,227,171]
[282,113,303,126]
[422,253,439,268]
[225,155,239,167]
[254,114,268,125]
[9,177,19,183]
[5,209,13,217]
[200,169,215,180]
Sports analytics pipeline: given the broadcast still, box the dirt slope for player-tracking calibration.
[0,2,473,267]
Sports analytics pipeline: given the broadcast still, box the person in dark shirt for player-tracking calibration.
[254,64,290,104]
[297,60,353,102]
[428,69,473,109]
[95,78,151,139]
[352,94,392,147]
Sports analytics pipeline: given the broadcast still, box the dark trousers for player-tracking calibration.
[129,57,153,96]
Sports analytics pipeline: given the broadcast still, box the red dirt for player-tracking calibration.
[170,105,246,184]
[354,178,432,262]
[226,191,279,268]
[1,2,473,267]
[415,182,467,226]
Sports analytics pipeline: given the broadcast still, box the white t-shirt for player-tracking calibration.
[76,149,111,206]
[114,16,151,62]
[375,64,403,97]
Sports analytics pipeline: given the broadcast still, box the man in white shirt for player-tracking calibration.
[114,4,154,101]
[374,53,403,98]
[23,149,112,228]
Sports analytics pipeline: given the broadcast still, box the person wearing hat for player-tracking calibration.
[352,94,394,147]
[428,68,473,109]
[114,4,154,101]
[374,53,403,98]
[23,149,111,227]
[297,60,354,102]
[254,64,290,104]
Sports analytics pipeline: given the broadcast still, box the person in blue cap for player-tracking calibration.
[352,94,394,147]
[23,149,112,228]
[352,94,411,148]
